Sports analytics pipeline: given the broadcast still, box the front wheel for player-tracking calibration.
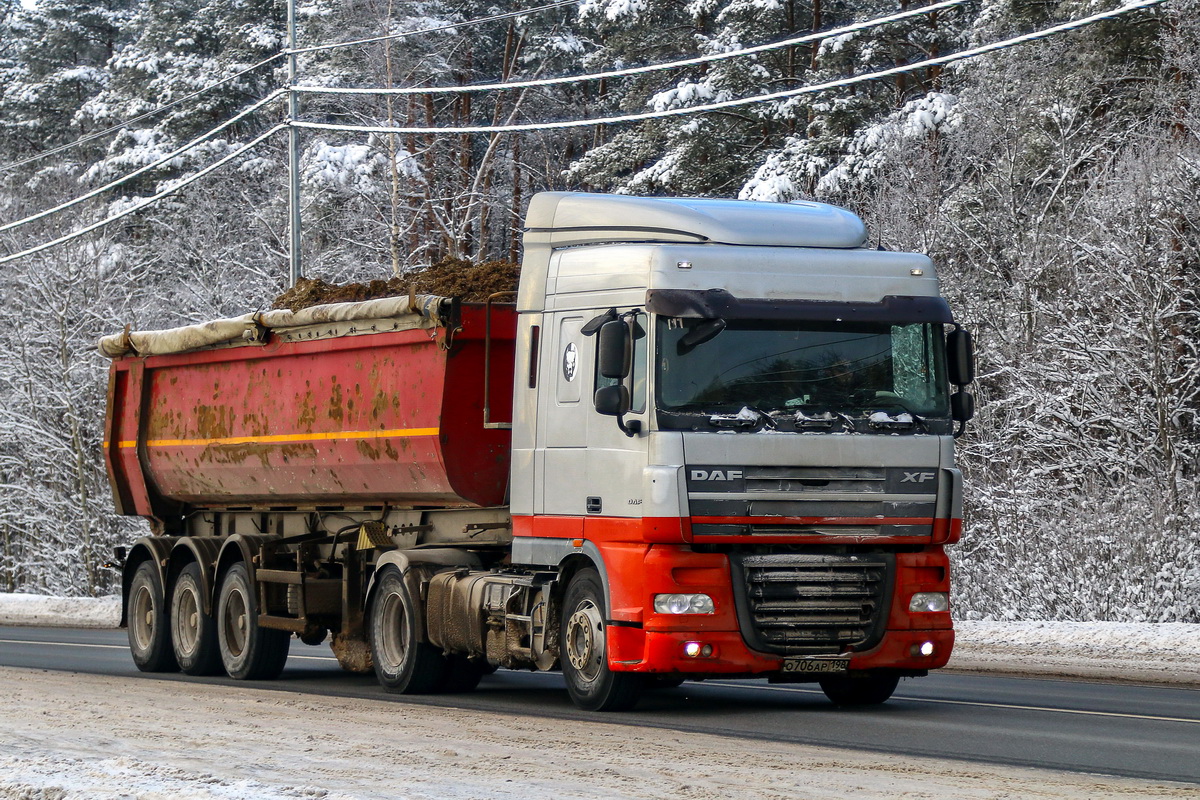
[560,568,642,712]
[369,566,446,693]
[819,672,900,706]
[216,562,290,680]
[127,561,178,673]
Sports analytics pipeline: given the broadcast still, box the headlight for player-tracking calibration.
[909,592,949,613]
[654,593,715,614]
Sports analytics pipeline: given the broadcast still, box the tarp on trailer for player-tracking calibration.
[98,294,450,359]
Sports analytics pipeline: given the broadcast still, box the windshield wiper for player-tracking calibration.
[867,410,928,432]
[793,409,856,432]
[709,406,778,431]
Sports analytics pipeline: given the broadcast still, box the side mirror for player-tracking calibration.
[594,384,630,417]
[947,328,975,385]
[597,320,631,379]
[951,390,975,423]
[677,318,726,355]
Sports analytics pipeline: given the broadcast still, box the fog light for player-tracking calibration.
[909,641,936,658]
[909,592,949,613]
[654,593,715,614]
[700,644,713,657]
[684,641,702,657]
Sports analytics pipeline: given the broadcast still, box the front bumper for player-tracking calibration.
[603,543,955,676]
[608,626,954,675]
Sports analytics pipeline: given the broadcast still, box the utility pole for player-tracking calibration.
[287,0,303,286]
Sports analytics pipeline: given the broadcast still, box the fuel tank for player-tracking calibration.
[104,300,516,516]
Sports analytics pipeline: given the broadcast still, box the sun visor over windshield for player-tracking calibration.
[645,289,953,324]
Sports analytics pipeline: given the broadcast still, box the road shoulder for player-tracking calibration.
[1,665,1195,800]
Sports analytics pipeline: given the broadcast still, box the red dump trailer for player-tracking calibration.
[106,301,514,513]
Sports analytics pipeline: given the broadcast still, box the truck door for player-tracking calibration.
[535,313,590,520]
[584,310,650,521]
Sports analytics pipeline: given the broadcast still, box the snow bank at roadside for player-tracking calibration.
[958,620,1200,657]
[2,593,1198,684]
[952,620,1200,685]
[0,593,121,628]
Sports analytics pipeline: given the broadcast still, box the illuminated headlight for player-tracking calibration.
[909,592,949,613]
[654,593,715,615]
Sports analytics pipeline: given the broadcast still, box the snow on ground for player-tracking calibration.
[0,592,121,628]
[2,593,1199,684]
[949,620,1200,686]
[0,666,1195,800]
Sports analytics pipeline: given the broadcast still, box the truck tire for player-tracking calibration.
[216,562,290,680]
[561,568,642,712]
[171,561,222,676]
[369,566,446,693]
[819,672,900,706]
[127,560,179,673]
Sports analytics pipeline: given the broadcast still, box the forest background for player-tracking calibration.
[0,0,1196,622]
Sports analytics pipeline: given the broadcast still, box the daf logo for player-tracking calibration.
[901,472,936,483]
[691,469,743,481]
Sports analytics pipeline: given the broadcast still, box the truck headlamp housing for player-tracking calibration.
[909,592,949,613]
[654,593,715,615]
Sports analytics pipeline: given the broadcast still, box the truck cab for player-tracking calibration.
[508,192,974,709]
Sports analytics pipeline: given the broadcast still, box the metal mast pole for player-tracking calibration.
[287,0,302,286]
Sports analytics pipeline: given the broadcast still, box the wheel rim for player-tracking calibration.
[131,584,155,651]
[378,590,409,671]
[565,598,604,683]
[174,583,201,656]
[223,585,248,657]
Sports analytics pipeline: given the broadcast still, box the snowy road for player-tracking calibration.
[2,625,1199,795]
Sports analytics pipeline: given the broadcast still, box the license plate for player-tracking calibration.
[780,658,849,675]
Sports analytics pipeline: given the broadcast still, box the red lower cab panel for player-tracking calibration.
[516,515,955,677]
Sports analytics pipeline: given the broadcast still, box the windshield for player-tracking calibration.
[656,317,950,428]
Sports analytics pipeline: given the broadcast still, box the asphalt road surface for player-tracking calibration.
[2,625,1198,785]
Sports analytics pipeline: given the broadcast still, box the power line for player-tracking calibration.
[0,53,284,175]
[1,0,1163,265]
[0,1,586,261]
[291,0,1167,136]
[291,0,578,55]
[0,1,578,174]
[293,0,966,97]
[0,91,286,235]
[0,125,285,267]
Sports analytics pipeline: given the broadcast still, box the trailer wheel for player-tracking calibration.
[216,562,290,680]
[819,672,900,706]
[171,561,222,675]
[127,560,179,673]
[561,568,642,712]
[369,566,446,693]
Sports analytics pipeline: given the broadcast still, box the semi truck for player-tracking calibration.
[102,192,975,711]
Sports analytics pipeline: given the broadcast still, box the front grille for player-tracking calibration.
[733,553,891,655]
